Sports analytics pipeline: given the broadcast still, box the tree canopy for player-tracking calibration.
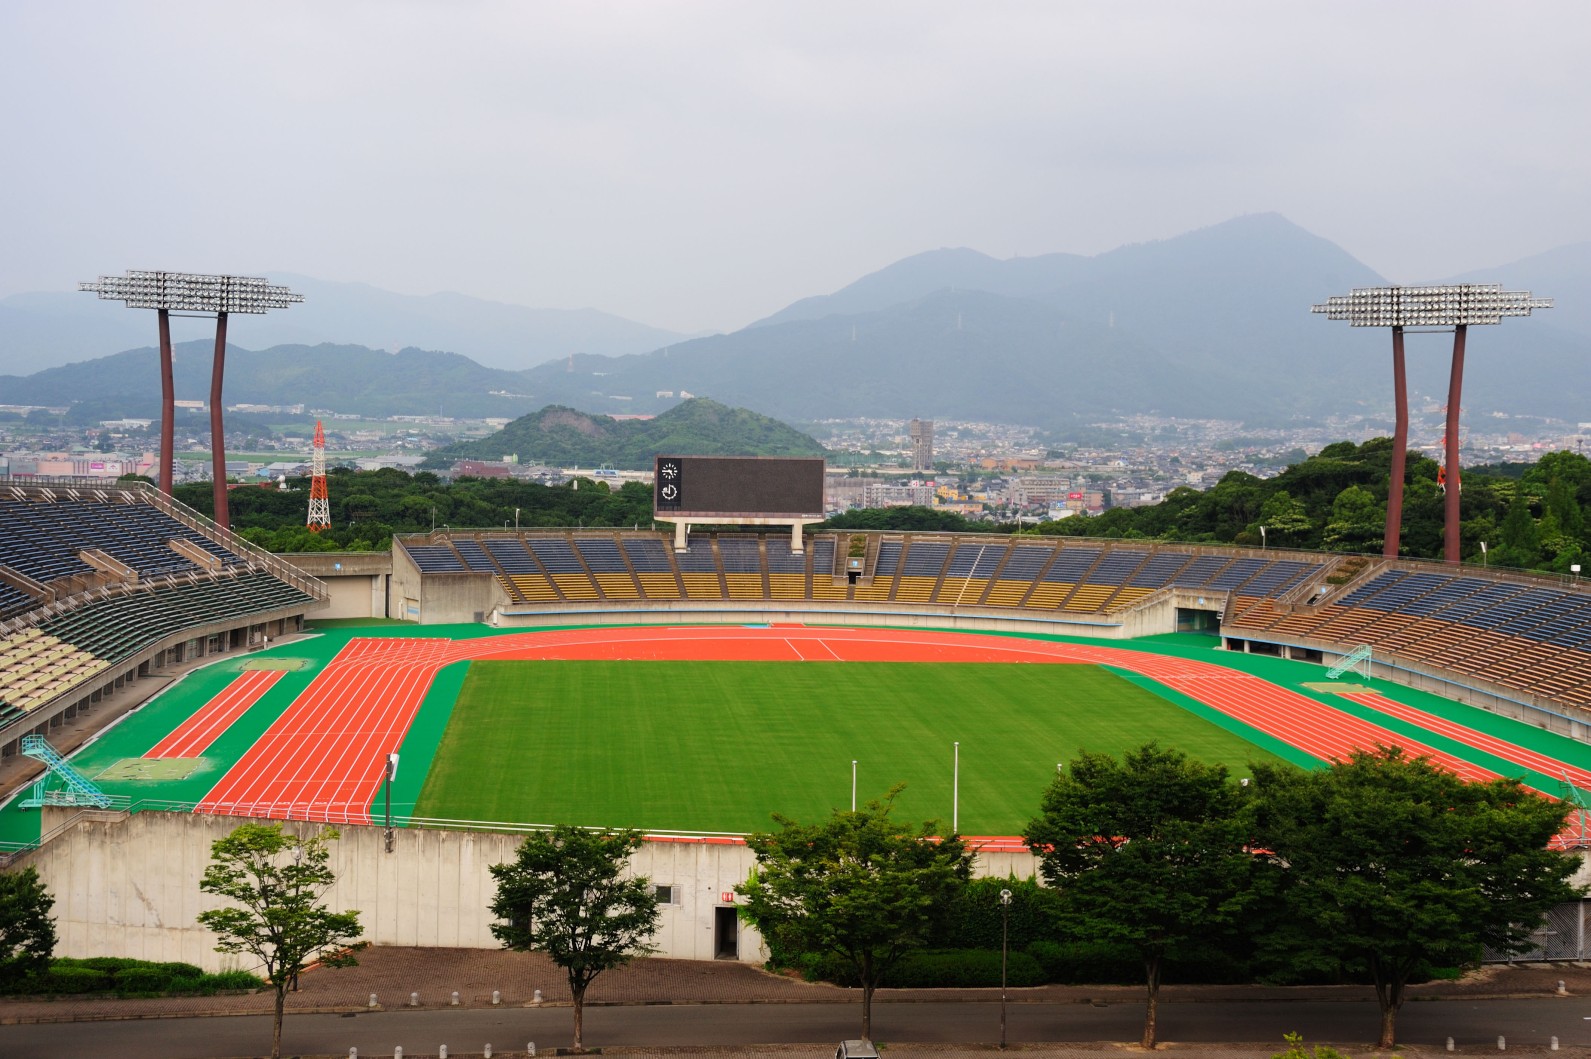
[488,826,660,1053]
[0,867,56,989]
[1024,743,1255,1049]
[1249,747,1583,1048]
[1047,442,1590,574]
[738,786,974,1041]
[196,823,363,1059]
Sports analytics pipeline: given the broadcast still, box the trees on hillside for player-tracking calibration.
[1249,747,1583,1048]
[739,787,973,1041]
[1024,744,1254,1049]
[489,826,660,1053]
[197,823,363,1059]
[0,866,56,989]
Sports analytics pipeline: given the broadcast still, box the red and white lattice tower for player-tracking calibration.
[307,420,330,532]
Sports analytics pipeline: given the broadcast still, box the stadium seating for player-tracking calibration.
[0,481,326,743]
[414,525,1585,714]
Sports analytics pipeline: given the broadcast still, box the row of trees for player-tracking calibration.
[146,440,1591,574]
[6,744,1582,1054]
[1053,442,1591,573]
[741,744,1583,1050]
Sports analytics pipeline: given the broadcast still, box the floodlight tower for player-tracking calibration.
[1312,285,1550,563]
[307,420,330,532]
[79,271,303,530]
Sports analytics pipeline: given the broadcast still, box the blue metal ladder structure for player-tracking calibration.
[17,734,112,809]
[1327,644,1373,681]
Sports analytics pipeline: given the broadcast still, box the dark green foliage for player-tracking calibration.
[884,948,1045,989]
[1024,743,1256,1049]
[197,823,362,1059]
[37,963,109,994]
[789,947,1044,989]
[822,506,984,533]
[489,826,659,1052]
[3,957,262,997]
[935,877,1061,952]
[178,468,659,551]
[427,398,826,470]
[740,786,974,1041]
[1025,939,1141,984]
[1249,746,1585,1048]
[1044,440,1590,573]
[0,866,56,987]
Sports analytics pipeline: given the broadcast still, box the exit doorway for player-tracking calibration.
[714,906,739,959]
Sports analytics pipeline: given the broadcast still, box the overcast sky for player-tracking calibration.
[3,1,1587,334]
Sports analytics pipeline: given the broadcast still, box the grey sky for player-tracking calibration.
[3,1,1587,335]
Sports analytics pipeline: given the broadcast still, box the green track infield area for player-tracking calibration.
[414,660,1285,835]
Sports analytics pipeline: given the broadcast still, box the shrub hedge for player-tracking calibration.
[5,958,263,997]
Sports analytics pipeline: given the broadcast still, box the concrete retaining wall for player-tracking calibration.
[21,808,1038,973]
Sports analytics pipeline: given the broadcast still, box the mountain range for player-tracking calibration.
[1,273,689,374]
[4,215,1586,431]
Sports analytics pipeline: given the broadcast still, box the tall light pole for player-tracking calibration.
[383,753,400,853]
[851,759,857,812]
[79,271,302,530]
[1313,284,1550,563]
[952,741,960,834]
[999,888,1013,1049]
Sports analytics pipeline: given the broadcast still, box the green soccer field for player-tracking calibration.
[413,660,1287,835]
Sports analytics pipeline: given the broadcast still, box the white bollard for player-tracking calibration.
[369,993,378,1009]
[451,990,460,1006]
[528,1044,536,1057]
[1552,1036,1560,1050]
[492,989,501,1006]
[394,1049,402,1059]
[532,988,542,1005]
[1498,1035,1506,1050]
[484,1046,492,1059]
[439,1047,448,1059]
[349,1050,357,1059]
[1447,1039,1455,1052]
[1557,979,1568,995]
[409,991,419,1007]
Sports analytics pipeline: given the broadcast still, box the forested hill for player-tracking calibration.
[423,398,827,470]
[1048,441,1591,575]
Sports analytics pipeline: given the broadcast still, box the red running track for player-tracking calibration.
[194,625,1537,825]
[147,670,285,759]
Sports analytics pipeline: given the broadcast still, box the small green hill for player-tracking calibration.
[423,397,827,470]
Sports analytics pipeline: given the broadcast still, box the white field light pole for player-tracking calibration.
[851,760,857,812]
[384,753,400,852]
[953,742,960,834]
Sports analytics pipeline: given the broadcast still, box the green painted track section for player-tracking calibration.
[2,622,1585,847]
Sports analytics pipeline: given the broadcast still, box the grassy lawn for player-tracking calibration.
[414,660,1286,835]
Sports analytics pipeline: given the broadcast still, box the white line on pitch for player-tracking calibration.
[784,638,808,661]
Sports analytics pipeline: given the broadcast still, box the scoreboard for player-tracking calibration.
[653,456,825,519]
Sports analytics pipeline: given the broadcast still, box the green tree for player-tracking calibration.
[1321,484,1383,553]
[1253,489,1313,547]
[489,827,660,1053]
[739,786,973,1040]
[1250,747,1582,1048]
[0,866,56,988]
[1024,743,1254,1049]
[196,824,363,1059]
[1496,486,1542,568]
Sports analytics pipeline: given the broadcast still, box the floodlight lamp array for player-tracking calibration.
[1311,284,1551,327]
[78,270,303,314]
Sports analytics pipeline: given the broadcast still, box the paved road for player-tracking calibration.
[4,996,1590,1058]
